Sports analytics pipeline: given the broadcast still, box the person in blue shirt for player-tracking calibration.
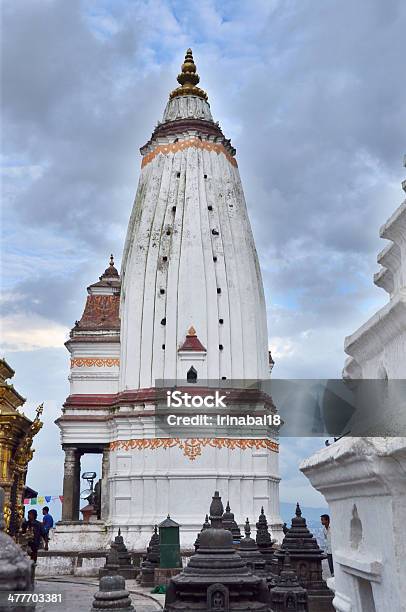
[42,506,54,551]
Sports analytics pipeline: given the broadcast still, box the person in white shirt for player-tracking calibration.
[321,513,334,576]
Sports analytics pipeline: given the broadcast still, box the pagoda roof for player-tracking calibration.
[0,358,15,383]
[73,294,120,332]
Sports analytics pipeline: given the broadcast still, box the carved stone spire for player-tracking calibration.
[255,506,275,569]
[222,501,242,544]
[270,552,308,612]
[209,491,224,529]
[239,518,268,578]
[169,48,208,101]
[274,502,334,609]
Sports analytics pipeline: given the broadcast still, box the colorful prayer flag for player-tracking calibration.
[59,495,64,503]
[38,496,45,504]
[45,496,52,503]
[30,498,37,505]
[23,499,29,505]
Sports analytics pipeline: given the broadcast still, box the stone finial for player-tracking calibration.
[222,501,242,544]
[101,253,119,279]
[91,574,134,611]
[295,502,302,517]
[170,49,208,101]
[244,518,251,539]
[209,491,224,528]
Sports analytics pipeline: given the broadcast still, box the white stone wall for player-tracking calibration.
[68,338,120,395]
[301,438,406,612]
[345,188,406,380]
[107,443,281,549]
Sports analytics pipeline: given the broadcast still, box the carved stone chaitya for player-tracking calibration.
[238,519,268,578]
[222,502,242,545]
[100,530,136,580]
[91,574,134,611]
[274,504,333,612]
[99,545,120,577]
[270,552,308,612]
[164,491,271,611]
[255,506,275,569]
[139,525,160,586]
[194,514,211,552]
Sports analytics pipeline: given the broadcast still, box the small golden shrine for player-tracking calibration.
[0,358,43,536]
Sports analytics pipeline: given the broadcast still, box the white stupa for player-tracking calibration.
[56,50,282,551]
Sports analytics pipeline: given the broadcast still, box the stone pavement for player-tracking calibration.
[34,576,164,612]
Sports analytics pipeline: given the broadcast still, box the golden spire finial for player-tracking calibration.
[187,326,197,337]
[169,49,208,101]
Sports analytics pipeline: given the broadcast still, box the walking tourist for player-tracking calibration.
[42,506,54,551]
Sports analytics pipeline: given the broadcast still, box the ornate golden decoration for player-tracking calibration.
[110,438,279,461]
[170,48,208,101]
[70,358,120,368]
[0,358,44,536]
[141,137,237,169]
[4,502,11,530]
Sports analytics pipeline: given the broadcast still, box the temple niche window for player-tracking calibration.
[187,366,197,383]
[350,504,362,550]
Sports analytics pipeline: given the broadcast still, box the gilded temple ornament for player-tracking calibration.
[169,48,208,101]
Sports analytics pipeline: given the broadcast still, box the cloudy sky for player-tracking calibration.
[1,0,405,516]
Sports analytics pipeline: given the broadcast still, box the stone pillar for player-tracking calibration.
[61,447,81,521]
[100,446,110,521]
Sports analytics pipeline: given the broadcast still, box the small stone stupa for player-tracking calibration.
[91,574,134,611]
[255,506,275,568]
[112,528,137,579]
[164,491,271,611]
[100,530,136,579]
[194,514,211,552]
[274,504,333,612]
[139,525,160,587]
[222,501,242,544]
[239,518,268,578]
[99,546,120,578]
[270,552,308,612]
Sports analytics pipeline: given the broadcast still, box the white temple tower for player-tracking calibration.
[57,50,282,550]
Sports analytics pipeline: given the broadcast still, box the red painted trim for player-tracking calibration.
[63,387,276,411]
